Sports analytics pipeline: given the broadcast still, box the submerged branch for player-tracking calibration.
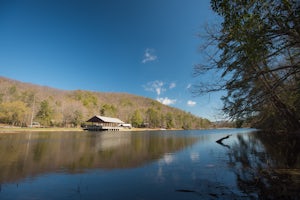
[216,134,232,149]
[216,134,232,143]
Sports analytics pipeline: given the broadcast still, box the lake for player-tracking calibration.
[0,129,299,199]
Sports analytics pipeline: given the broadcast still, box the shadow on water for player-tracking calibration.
[176,129,300,199]
[227,131,300,199]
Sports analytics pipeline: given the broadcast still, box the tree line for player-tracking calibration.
[0,77,211,129]
[194,0,300,132]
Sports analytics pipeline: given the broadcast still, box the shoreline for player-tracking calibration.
[0,127,183,133]
[0,126,240,134]
[0,127,84,133]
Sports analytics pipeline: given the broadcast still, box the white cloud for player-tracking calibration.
[162,154,174,164]
[142,48,157,63]
[169,82,176,89]
[144,81,177,101]
[187,100,196,106]
[144,80,165,96]
[157,97,177,105]
[186,84,192,89]
[190,152,199,162]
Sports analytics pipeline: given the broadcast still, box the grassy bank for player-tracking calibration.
[0,127,84,133]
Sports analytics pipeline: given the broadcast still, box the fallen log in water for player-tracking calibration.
[216,134,232,144]
[215,134,232,149]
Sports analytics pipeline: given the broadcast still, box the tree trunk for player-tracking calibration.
[259,69,300,132]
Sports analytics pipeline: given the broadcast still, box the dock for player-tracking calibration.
[83,125,121,131]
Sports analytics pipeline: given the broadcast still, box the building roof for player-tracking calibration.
[86,115,125,124]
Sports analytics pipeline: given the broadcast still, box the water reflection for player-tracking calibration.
[0,131,198,184]
[228,132,300,199]
[1,129,299,199]
[190,152,200,162]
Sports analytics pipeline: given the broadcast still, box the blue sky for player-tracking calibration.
[0,0,224,121]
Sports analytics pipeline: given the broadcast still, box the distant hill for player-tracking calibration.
[0,76,211,129]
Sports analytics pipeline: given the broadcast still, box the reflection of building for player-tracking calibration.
[97,132,131,150]
[84,115,125,131]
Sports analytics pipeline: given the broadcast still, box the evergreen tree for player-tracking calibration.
[165,112,174,129]
[131,110,143,128]
[36,100,53,126]
[146,108,160,128]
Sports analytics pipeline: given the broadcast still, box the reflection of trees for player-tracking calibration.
[228,132,300,199]
[256,133,300,168]
[0,132,198,184]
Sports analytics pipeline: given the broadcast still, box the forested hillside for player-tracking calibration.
[0,77,211,129]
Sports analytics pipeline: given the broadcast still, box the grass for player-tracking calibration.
[0,127,84,133]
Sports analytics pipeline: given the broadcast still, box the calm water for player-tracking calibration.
[0,129,299,199]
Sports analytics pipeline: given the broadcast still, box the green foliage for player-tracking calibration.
[165,112,174,129]
[36,100,53,126]
[120,98,133,107]
[194,0,300,132]
[20,91,35,106]
[146,108,160,128]
[0,93,3,103]
[0,101,29,126]
[100,104,117,117]
[131,110,143,127]
[73,90,98,108]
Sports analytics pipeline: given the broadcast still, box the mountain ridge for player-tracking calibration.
[0,76,211,129]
